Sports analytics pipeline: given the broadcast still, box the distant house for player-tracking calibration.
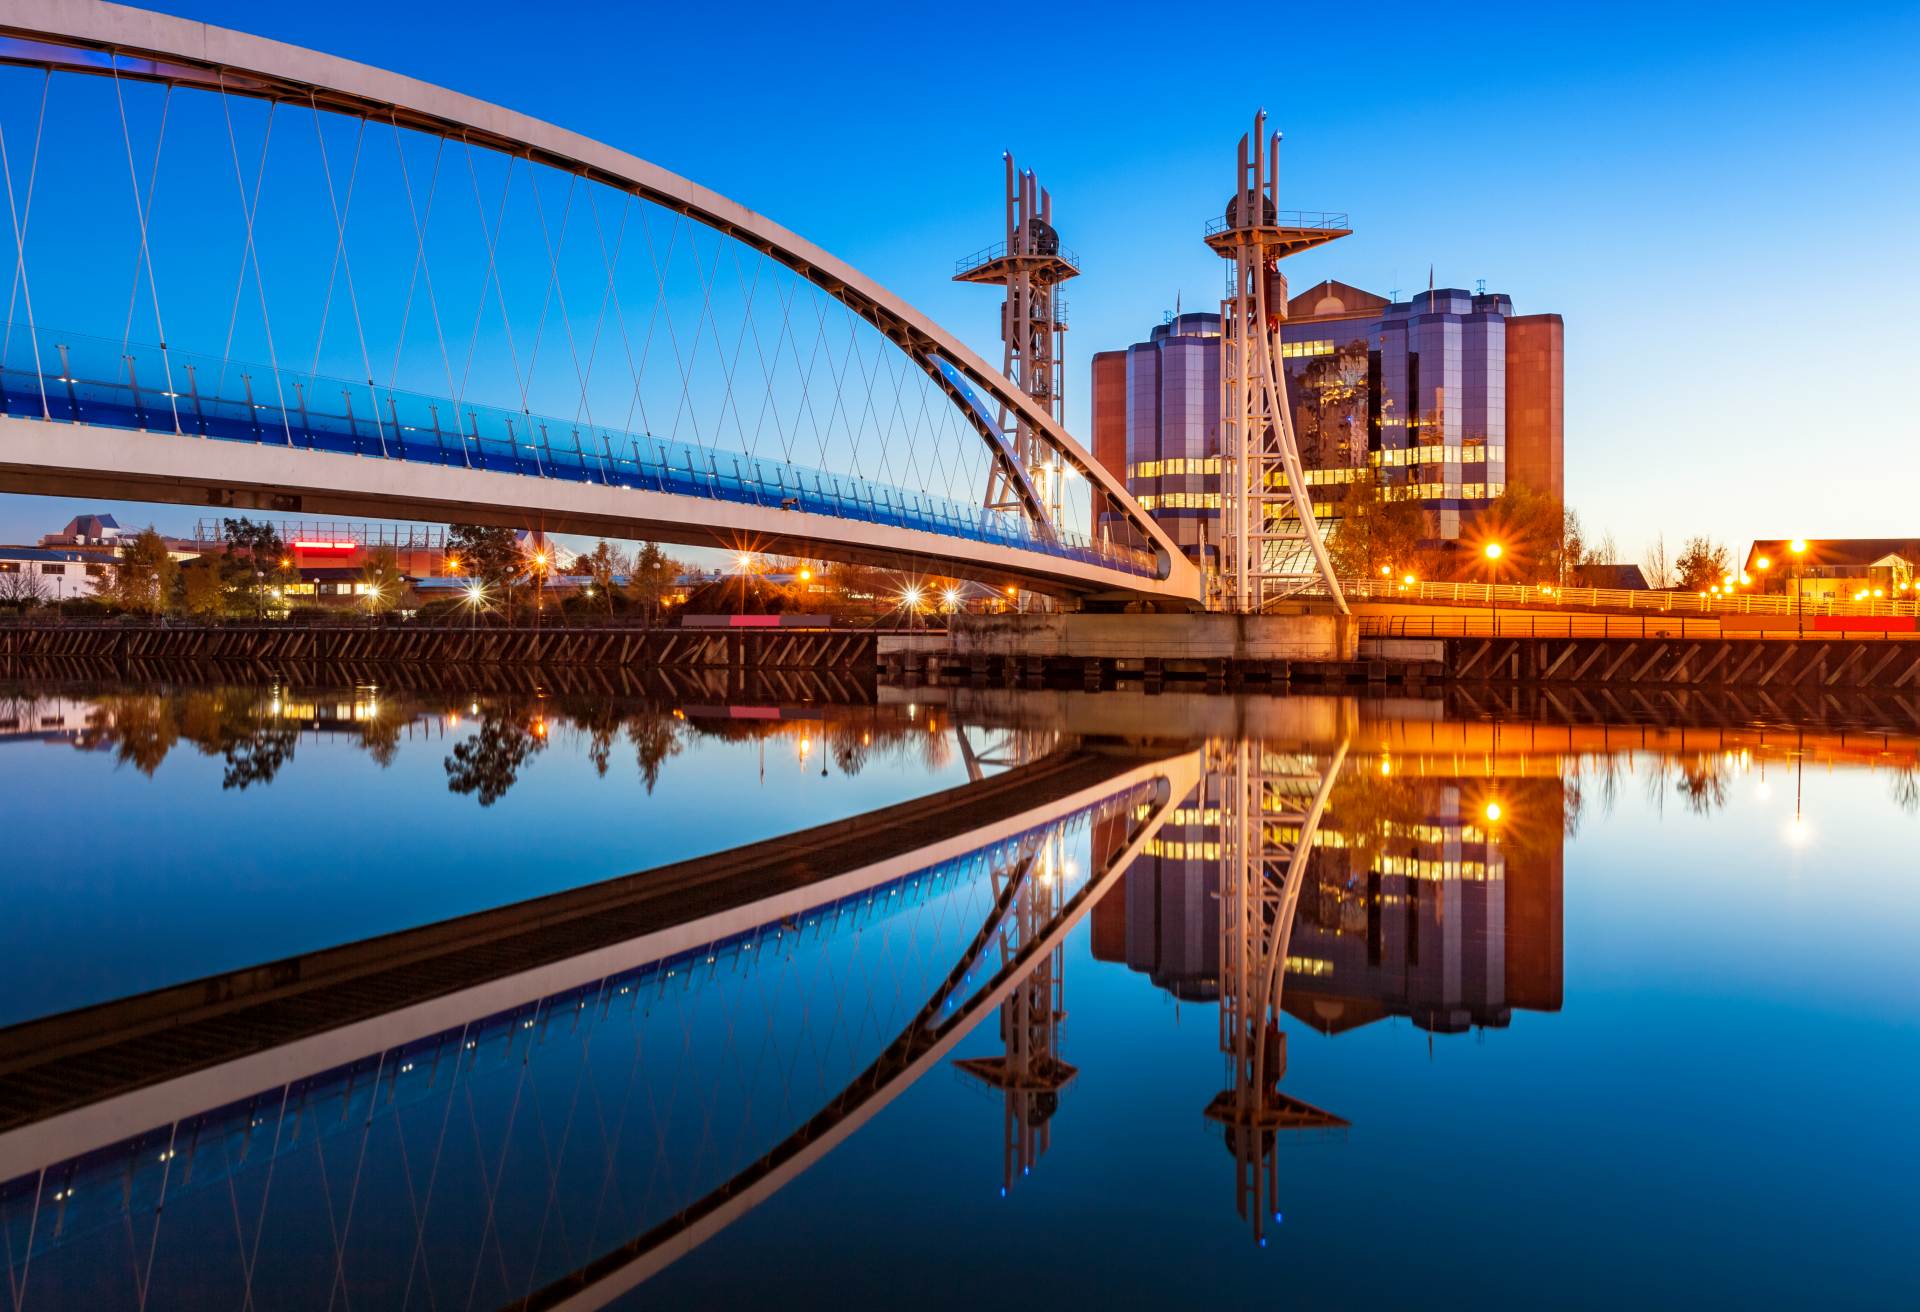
[1580,563,1650,590]
[1742,538,1919,602]
[0,546,111,600]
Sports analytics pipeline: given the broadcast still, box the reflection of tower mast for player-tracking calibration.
[956,830,1077,1192]
[956,154,1077,527]
[1205,737,1350,1245]
[1205,111,1350,614]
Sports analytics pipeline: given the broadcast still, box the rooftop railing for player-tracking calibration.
[952,240,1082,277]
[1203,211,1350,238]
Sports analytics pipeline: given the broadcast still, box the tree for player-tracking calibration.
[0,567,48,611]
[1326,469,1432,582]
[445,714,545,806]
[1674,536,1732,592]
[625,541,680,623]
[111,527,180,615]
[219,517,289,618]
[627,709,683,793]
[359,545,403,615]
[1461,483,1566,583]
[1561,508,1587,582]
[448,524,521,619]
[576,540,629,617]
[1644,533,1671,590]
[180,561,226,617]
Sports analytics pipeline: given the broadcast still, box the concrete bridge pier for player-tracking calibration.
[881,609,1382,690]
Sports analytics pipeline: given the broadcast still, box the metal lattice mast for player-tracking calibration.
[956,154,1077,527]
[1205,112,1350,614]
[1205,735,1350,1245]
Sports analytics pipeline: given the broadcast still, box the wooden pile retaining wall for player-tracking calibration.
[1445,635,1920,691]
[0,623,876,671]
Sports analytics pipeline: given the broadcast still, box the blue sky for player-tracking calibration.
[2,0,1915,568]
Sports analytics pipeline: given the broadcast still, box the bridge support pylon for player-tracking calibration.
[1206,112,1352,615]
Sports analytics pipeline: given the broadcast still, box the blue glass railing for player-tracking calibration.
[0,327,1159,579]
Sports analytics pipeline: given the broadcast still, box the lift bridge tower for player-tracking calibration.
[1205,112,1351,614]
[955,154,1077,526]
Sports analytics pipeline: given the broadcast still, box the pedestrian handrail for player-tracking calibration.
[1358,614,1920,641]
[1342,576,1920,619]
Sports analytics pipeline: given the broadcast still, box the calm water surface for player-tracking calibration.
[0,675,1914,1309]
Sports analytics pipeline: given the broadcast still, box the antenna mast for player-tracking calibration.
[956,154,1079,526]
[1204,112,1351,613]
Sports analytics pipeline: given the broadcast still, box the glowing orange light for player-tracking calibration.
[1483,542,1503,561]
[1484,801,1503,823]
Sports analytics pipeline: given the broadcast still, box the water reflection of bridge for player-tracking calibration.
[0,742,1203,1308]
[11,681,1899,1302]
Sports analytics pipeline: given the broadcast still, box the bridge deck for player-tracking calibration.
[0,347,1158,581]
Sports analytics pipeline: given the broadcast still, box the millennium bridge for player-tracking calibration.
[0,1,1201,604]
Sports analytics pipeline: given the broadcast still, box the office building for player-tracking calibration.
[1089,282,1564,567]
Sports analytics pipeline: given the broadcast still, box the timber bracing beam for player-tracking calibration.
[1441,636,1920,692]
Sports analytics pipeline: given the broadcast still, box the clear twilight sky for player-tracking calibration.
[2,0,1915,568]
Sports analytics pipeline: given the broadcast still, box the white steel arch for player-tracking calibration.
[0,0,1201,603]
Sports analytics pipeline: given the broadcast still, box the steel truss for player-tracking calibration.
[1208,112,1349,614]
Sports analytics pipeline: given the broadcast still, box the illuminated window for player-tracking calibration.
[1281,339,1335,359]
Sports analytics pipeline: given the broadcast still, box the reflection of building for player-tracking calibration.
[1092,772,1564,1034]
[1284,777,1564,1034]
[1091,771,1223,999]
[1088,283,1565,565]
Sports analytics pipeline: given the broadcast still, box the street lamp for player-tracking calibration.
[530,550,550,631]
[733,553,755,616]
[1483,541,1504,635]
[465,581,487,631]
[1789,539,1808,637]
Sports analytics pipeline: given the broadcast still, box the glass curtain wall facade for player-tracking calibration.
[1283,284,1509,542]
[1089,282,1563,563]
